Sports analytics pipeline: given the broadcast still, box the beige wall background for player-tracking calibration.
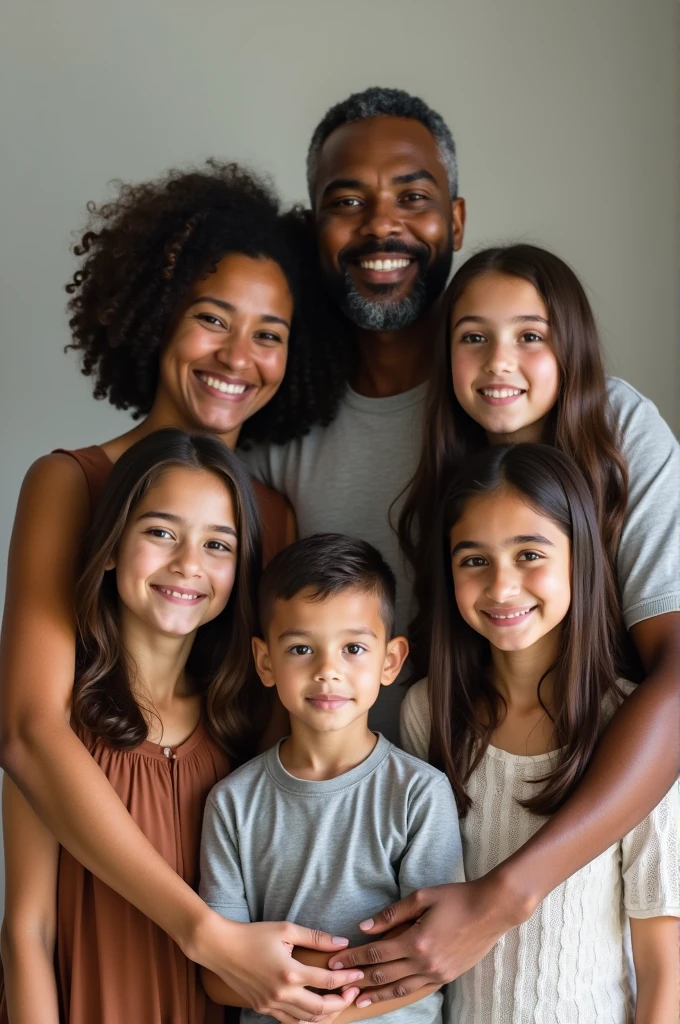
[0,0,677,910]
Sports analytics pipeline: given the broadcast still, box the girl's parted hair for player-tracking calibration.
[399,244,628,679]
[428,443,624,818]
[73,428,263,762]
[65,161,349,446]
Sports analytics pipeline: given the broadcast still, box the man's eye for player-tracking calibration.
[402,192,428,202]
[333,197,362,208]
[289,645,312,656]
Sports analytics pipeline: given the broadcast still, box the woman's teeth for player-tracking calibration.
[199,374,247,394]
[359,258,411,271]
[480,387,524,398]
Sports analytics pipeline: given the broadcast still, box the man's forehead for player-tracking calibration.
[315,116,446,189]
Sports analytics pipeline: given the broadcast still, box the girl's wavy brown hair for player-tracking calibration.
[399,244,628,678]
[72,428,263,763]
[428,443,625,817]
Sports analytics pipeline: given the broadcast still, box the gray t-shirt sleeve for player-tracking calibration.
[399,774,465,894]
[240,442,280,493]
[609,378,680,628]
[199,791,251,923]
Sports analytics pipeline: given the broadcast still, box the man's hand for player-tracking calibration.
[328,876,529,1008]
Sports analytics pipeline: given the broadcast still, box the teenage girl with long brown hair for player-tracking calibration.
[1,429,363,1024]
[401,443,678,1023]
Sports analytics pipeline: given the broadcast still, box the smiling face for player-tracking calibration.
[252,587,407,735]
[450,486,571,655]
[450,272,560,442]
[155,253,293,447]
[111,466,238,640]
[314,116,464,331]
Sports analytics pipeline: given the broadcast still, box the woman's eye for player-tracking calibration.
[345,644,365,655]
[517,551,541,562]
[460,333,486,345]
[255,331,282,344]
[196,313,225,328]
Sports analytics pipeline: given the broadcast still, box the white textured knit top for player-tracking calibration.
[400,679,679,1024]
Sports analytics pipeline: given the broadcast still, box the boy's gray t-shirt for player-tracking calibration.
[200,734,464,1024]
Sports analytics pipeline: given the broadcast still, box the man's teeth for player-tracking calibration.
[359,258,411,271]
[200,374,247,394]
[157,587,201,601]
[488,609,533,620]
[480,388,524,398]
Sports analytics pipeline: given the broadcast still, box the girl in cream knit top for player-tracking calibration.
[402,445,678,1023]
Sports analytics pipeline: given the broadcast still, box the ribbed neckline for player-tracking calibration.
[342,381,429,415]
[265,732,391,794]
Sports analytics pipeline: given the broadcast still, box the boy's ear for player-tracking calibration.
[252,636,276,688]
[380,635,409,687]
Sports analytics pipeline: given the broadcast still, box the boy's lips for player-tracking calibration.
[306,695,352,711]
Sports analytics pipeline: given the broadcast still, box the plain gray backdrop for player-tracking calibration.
[0,0,677,912]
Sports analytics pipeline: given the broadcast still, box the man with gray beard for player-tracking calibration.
[243,87,465,742]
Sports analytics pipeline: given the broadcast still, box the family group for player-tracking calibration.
[0,86,677,1024]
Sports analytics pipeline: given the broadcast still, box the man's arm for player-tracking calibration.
[330,613,679,1000]
[1,776,60,1024]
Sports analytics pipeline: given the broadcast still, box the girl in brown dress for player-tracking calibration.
[6,428,268,1022]
[0,166,363,1023]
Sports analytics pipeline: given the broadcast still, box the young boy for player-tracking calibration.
[199,534,464,1023]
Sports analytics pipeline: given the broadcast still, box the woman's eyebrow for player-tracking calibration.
[186,296,290,329]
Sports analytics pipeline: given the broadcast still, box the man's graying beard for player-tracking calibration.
[332,238,452,331]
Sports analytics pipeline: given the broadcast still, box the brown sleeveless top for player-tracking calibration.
[55,444,290,567]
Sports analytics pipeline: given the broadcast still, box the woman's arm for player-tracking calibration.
[1,776,60,1024]
[0,456,364,1023]
[328,612,680,1002]
[629,917,679,1023]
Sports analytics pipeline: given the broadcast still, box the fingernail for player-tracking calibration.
[332,936,349,945]
[331,961,344,970]
[357,998,371,1008]
[359,918,374,930]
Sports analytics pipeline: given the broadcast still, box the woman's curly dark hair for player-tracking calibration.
[66,160,351,445]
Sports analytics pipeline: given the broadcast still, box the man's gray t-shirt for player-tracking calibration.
[243,376,679,737]
[200,734,464,1024]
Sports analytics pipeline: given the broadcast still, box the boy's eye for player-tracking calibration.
[289,645,312,656]
[345,643,366,655]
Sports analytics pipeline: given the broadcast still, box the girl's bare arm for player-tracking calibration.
[1,776,60,1024]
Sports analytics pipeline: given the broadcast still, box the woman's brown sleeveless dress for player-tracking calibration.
[0,446,290,1023]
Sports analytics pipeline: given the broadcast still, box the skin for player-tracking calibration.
[314,116,466,398]
[327,274,680,1007]
[0,254,364,1024]
[203,587,416,1023]
[450,272,560,443]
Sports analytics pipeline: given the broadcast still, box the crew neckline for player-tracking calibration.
[343,380,429,414]
[265,732,391,794]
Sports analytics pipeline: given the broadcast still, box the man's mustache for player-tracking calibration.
[338,239,429,266]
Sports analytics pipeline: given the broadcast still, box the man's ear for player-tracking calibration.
[452,197,466,252]
[252,636,276,688]
[380,636,409,687]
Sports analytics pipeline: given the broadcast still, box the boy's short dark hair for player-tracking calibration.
[259,533,397,638]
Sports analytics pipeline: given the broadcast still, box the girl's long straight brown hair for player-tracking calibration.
[399,245,628,679]
[429,443,624,817]
[73,428,263,764]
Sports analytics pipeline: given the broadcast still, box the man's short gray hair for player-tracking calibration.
[306,86,458,204]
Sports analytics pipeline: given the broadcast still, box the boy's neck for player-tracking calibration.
[279,714,378,781]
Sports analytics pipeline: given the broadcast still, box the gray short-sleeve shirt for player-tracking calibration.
[200,734,464,1024]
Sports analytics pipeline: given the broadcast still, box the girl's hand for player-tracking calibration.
[327,875,530,1007]
[196,912,363,1023]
